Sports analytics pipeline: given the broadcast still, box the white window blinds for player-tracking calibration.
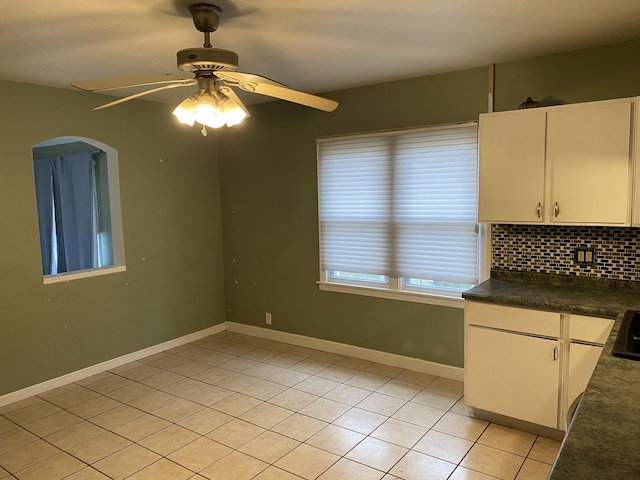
[317,123,478,285]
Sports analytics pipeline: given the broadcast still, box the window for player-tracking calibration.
[32,137,125,283]
[317,123,480,306]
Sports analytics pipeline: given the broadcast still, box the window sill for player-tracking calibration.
[317,281,464,309]
[43,265,126,284]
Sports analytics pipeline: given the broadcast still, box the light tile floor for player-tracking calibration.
[0,331,562,479]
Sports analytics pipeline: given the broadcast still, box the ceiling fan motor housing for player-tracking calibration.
[189,4,221,32]
[177,47,239,73]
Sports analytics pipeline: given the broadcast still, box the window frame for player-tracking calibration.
[33,136,126,284]
[316,122,489,308]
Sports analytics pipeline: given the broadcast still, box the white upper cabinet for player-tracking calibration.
[548,101,632,224]
[632,98,640,226]
[478,109,546,223]
[478,98,634,225]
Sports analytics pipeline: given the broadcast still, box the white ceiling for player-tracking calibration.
[3,0,640,107]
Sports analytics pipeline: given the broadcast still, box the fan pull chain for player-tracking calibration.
[201,125,208,137]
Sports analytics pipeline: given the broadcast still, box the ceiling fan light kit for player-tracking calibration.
[172,77,247,133]
[71,3,338,136]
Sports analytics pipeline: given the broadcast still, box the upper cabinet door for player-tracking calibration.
[631,98,640,226]
[478,110,547,223]
[547,101,632,225]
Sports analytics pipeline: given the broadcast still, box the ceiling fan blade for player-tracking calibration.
[220,86,250,118]
[72,74,194,92]
[93,80,197,110]
[215,71,338,112]
[216,71,286,88]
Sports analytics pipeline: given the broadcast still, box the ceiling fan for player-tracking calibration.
[71,3,339,135]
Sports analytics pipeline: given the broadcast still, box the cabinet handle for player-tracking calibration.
[553,346,558,361]
[554,202,560,218]
[536,202,542,218]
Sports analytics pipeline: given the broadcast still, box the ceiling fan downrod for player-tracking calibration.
[189,3,222,48]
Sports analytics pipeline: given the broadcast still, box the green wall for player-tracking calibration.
[217,38,640,369]
[4,37,640,397]
[217,67,488,368]
[0,80,226,396]
[495,39,640,111]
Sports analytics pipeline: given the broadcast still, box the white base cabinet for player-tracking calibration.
[464,301,613,431]
[567,343,603,416]
[565,313,614,422]
[466,326,560,428]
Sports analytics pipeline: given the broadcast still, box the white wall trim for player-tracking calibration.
[1,321,463,408]
[226,321,464,381]
[317,281,464,309]
[43,265,127,284]
[0,323,225,408]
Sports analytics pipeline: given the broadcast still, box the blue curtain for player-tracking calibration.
[33,152,95,274]
[33,157,56,274]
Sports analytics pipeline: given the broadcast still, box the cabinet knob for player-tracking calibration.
[554,202,560,218]
[536,202,542,218]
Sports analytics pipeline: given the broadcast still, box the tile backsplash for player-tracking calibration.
[492,224,640,281]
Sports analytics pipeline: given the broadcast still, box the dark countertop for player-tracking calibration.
[462,270,640,480]
[549,313,640,479]
[463,270,640,319]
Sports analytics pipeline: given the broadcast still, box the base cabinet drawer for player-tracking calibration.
[465,301,560,337]
[568,315,614,344]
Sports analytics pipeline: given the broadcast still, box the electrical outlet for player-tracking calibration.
[574,247,596,266]
[265,312,272,325]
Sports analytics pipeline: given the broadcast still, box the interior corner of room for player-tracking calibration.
[3,35,640,421]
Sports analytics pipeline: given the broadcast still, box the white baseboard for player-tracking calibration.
[225,322,464,381]
[0,323,226,408]
[1,321,463,409]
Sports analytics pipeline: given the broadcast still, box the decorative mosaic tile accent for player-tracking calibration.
[492,224,640,281]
